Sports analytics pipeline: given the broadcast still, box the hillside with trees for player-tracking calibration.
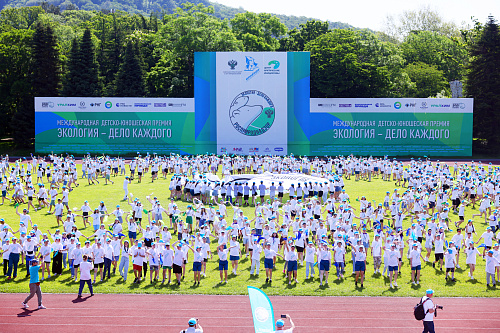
[0,0,353,30]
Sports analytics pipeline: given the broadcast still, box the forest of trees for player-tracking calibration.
[0,4,499,151]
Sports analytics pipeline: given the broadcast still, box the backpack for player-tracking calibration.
[414,297,430,320]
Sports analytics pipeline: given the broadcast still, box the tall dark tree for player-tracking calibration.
[466,16,500,147]
[0,29,33,138]
[97,14,125,95]
[32,23,60,97]
[11,23,60,147]
[61,28,101,97]
[115,41,145,97]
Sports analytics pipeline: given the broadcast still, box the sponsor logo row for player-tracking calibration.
[40,101,187,109]
[219,147,284,154]
[317,101,466,110]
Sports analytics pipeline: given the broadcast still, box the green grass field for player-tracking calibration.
[1,164,498,297]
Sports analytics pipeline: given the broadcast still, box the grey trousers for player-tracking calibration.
[24,283,42,306]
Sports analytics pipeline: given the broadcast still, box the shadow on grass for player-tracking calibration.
[445,278,458,286]
[188,282,200,289]
[410,283,422,290]
[381,287,400,295]
[114,279,127,285]
[212,281,226,289]
[466,278,480,285]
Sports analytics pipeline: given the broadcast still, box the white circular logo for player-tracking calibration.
[254,307,269,322]
[229,90,275,137]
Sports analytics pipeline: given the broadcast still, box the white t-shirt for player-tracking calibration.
[371,240,382,257]
[132,248,145,265]
[80,261,93,280]
[409,249,421,267]
[333,247,345,263]
[422,296,434,321]
[304,246,316,263]
[162,248,174,266]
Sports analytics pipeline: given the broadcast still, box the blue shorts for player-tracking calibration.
[230,255,240,261]
[128,231,137,239]
[219,260,228,271]
[354,261,366,272]
[411,265,421,271]
[93,225,99,231]
[264,258,274,269]
[320,260,330,271]
[193,262,202,272]
[287,260,298,272]
[113,256,119,261]
[335,186,341,192]
[389,265,398,272]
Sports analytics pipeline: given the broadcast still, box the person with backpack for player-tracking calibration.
[416,289,436,333]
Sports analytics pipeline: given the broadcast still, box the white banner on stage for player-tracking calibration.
[216,52,288,156]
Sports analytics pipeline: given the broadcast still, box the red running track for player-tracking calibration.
[0,293,499,332]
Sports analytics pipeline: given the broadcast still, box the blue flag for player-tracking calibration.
[248,286,275,333]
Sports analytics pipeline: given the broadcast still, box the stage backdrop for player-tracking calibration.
[35,52,473,156]
[194,51,310,156]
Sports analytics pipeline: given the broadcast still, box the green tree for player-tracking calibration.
[231,12,286,51]
[279,19,329,51]
[305,29,391,98]
[32,23,60,97]
[401,31,468,81]
[10,22,61,146]
[403,62,449,97]
[95,13,125,95]
[115,41,145,97]
[61,28,101,96]
[0,29,33,137]
[148,3,242,97]
[357,29,414,97]
[466,16,500,147]
[0,7,44,31]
